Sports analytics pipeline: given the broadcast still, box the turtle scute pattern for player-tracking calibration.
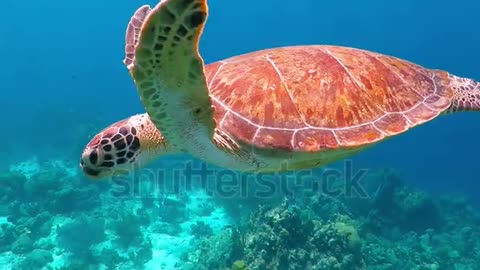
[84,118,142,170]
[205,46,454,152]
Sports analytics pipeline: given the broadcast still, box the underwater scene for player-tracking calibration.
[2,0,480,269]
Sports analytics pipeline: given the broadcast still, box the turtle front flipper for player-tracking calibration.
[129,0,215,152]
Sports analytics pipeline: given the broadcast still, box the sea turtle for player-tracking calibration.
[80,0,479,179]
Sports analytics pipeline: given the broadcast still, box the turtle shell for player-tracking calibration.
[204,46,454,151]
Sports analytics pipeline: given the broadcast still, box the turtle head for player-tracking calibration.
[80,114,169,179]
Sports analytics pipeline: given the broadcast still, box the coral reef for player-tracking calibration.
[183,169,480,270]
[191,220,214,239]
[185,201,364,270]
[56,214,106,259]
[110,211,144,248]
[17,249,53,270]
[2,154,480,270]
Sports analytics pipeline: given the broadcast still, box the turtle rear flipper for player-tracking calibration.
[124,5,152,67]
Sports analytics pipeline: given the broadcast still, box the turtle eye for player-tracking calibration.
[89,150,99,165]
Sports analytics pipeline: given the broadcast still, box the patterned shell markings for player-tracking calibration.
[204,46,454,152]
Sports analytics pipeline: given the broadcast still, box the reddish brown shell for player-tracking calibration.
[204,46,454,151]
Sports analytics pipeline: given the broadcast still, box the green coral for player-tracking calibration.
[231,260,249,270]
[334,222,361,252]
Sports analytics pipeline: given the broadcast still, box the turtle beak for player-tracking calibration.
[80,148,103,179]
[81,166,101,178]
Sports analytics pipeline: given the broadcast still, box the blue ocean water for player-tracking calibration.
[1,0,480,269]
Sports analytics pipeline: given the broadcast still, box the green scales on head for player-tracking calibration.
[80,0,480,179]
